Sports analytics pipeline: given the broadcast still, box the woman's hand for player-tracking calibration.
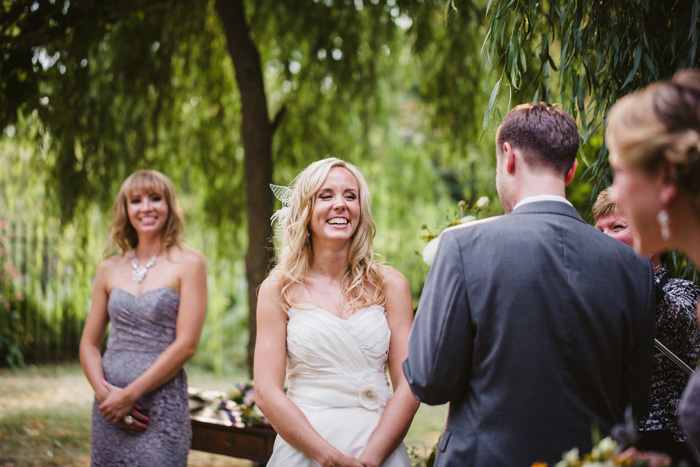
[99,380,149,430]
[94,384,110,404]
[320,451,367,467]
[357,453,381,467]
[116,407,150,432]
[98,381,135,419]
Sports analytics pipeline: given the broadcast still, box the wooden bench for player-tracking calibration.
[191,417,276,464]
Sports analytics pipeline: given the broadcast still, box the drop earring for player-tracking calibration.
[657,209,671,241]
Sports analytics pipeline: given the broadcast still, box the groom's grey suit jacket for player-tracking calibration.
[404,201,655,466]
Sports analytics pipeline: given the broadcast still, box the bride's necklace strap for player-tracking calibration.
[131,255,157,284]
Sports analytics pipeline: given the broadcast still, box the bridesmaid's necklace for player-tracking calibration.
[131,255,157,284]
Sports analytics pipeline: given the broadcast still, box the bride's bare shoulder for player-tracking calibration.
[261,270,285,295]
[380,265,410,297]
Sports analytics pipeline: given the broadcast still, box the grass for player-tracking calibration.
[0,364,93,466]
[0,363,446,466]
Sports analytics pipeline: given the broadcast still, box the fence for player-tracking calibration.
[0,218,252,372]
[0,220,89,366]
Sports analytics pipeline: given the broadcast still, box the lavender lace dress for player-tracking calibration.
[91,287,191,467]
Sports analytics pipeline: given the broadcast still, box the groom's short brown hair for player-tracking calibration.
[496,103,580,176]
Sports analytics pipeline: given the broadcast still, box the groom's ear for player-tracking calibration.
[503,143,517,175]
[564,159,578,186]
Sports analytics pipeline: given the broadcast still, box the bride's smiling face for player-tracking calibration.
[309,167,360,245]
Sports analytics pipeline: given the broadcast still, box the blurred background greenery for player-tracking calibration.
[2,1,700,465]
[1,0,698,376]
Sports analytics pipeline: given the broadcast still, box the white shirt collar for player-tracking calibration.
[512,195,572,211]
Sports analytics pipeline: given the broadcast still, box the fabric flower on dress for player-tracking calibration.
[358,371,390,410]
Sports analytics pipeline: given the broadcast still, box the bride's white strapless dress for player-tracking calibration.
[267,304,411,467]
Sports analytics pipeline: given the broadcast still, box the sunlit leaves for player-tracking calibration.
[482,0,700,136]
[480,0,700,279]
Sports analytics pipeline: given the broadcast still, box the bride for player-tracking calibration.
[254,157,419,467]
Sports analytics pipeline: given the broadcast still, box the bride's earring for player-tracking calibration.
[657,209,671,241]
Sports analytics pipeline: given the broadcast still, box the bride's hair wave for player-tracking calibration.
[272,157,385,312]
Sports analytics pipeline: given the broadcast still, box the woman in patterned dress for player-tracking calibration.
[79,170,207,466]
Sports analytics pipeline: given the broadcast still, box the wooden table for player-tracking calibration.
[191,417,276,464]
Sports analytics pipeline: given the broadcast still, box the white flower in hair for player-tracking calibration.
[270,184,293,226]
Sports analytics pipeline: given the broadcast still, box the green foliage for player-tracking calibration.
[0,214,21,366]
[0,134,94,366]
[481,0,700,194]
[0,0,495,243]
[410,0,488,147]
[478,0,700,282]
[0,216,90,367]
[666,251,700,285]
[0,0,503,370]
[0,0,246,234]
[0,130,254,369]
[0,247,25,367]
[483,0,700,131]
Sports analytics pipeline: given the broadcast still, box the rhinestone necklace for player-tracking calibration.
[131,256,157,284]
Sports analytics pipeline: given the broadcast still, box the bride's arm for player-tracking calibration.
[254,274,365,467]
[359,267,420,467]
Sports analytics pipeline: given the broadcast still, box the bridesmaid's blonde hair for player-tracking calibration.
[107,170,184,254]
[273,157,385,312]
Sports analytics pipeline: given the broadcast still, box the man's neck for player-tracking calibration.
[510,175,568,210]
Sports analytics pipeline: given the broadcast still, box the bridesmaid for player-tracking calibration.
[79,170,207,466]
[606,69,700,458]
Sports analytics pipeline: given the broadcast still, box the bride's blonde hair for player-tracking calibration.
[273,157,385,311]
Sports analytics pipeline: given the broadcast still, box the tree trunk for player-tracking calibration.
[215,0,274,378]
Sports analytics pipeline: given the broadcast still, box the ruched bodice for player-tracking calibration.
[106,287,179,353]
[286,305,392,410]
[267,304,410,467]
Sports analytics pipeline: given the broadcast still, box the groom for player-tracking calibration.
[403,103,656,466]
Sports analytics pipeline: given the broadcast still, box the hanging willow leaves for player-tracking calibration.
[480,0,700,144]
[476,0,700,279]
